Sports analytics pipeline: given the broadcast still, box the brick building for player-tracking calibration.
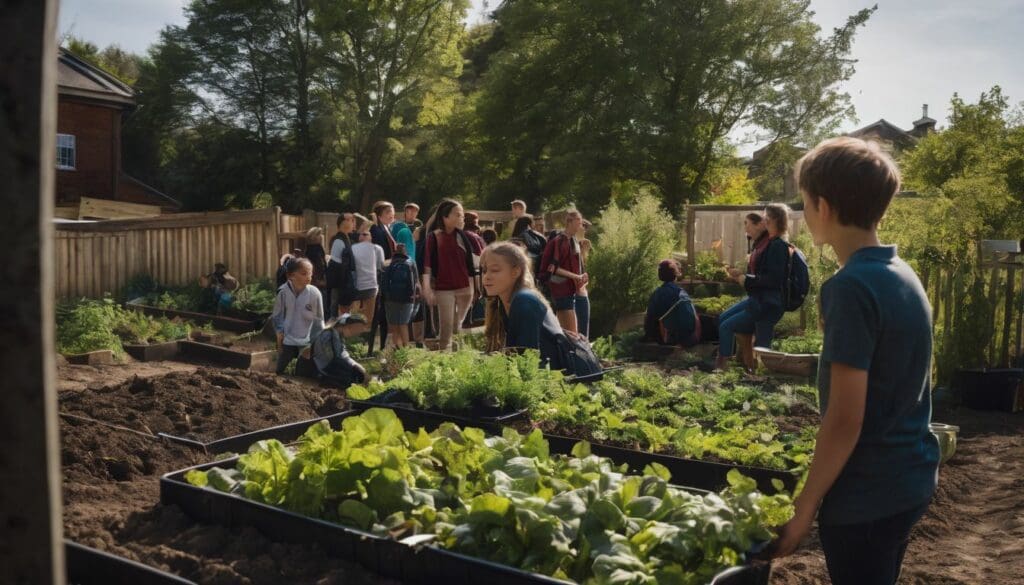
[56,48,179,210]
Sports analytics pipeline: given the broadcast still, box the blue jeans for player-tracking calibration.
[718,298,783,357]
[819,500,930,585]
[574,295,590,338]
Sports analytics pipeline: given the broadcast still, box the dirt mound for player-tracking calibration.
[62,414,389,585]
[60,367,347,443]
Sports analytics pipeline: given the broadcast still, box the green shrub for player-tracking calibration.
[592,327,644,361]
[234,278,277,314]
[693,295,742,316]
[56,297,126,357]
[587,193,677,337]
[693,250,727,281]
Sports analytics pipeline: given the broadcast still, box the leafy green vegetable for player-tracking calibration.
[693,251,728,282]
[534,367,818,470]
[592,327,644,361]
[56,296,196,356]
[349,349,563,413]
[233,278,277,314]
[692,295,742,316]
[188,409,793,583]
[772,332,823,354]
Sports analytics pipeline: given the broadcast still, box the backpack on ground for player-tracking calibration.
[784,243,810,311]
[555,334,603,378]
[382,258,416,303]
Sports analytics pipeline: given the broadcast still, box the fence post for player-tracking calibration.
[685,205,696,265]
[1001,266,1017,367]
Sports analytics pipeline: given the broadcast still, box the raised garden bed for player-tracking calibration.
[66,540,194,585]
[350,387,529,424]
[163,408,781,585]
[178,340,277,372]
[123,340,183,362]
[127,302,266,334]
[754,348,818,378]
[63,349,115,366]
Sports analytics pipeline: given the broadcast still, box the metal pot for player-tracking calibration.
[930,423,959,464]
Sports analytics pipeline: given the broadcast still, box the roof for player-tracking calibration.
[119,173,182,210]
[847,119,913,140]
[57,48,135,106]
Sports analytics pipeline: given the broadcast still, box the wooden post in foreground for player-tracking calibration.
[0,0,65,583]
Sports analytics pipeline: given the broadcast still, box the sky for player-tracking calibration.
[59,0,1024,154]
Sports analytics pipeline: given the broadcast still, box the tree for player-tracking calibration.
[899,86,1024,246]
[479,0,873,216]
[314,0,469,211]
[62,36,144,84]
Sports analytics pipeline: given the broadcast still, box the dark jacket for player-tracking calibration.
[370,224,395,260]
[645,282,698,346]
[743,236,788,310]
[504,289,566,370]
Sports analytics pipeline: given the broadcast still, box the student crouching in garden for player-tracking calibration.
[768,137,939,585]
[272,257,324,374]
[716,203,790,370]
[312,313,367,389]
[482,242,601,377]
[644,259,701,347]
[422,198,483,351]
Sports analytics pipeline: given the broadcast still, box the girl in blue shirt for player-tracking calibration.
[481,242,567,370]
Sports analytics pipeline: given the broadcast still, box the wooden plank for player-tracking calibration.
[79,196,161,220]
[56,206,279,232]
[54,204,79,219]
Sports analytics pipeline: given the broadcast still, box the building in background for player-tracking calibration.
[56,48,180,212]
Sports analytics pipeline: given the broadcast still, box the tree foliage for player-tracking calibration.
[68,1,874,216]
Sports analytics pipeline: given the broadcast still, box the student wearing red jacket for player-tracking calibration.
[421,198,483,351]
[539,209,587,334]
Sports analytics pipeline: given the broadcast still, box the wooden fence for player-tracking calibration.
[686,205,805,267]
[922,250,1024,370]
[55,208,280,298]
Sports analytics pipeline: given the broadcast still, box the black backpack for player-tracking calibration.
[326,234,357,290]
[555,334,603,378]
[784,243,810,311]
[382,257,416,303]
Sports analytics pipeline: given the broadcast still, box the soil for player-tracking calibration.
[59,360,1024,584]
[770,404,1024,585]
[61,401,390,585]
[60,366,347,444]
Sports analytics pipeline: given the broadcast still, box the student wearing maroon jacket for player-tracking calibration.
[539,209,587,334]
[421,198,483,351]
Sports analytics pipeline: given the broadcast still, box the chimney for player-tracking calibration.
[911,103,936,138]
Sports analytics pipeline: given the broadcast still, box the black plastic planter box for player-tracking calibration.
[124,340,183,362]
[157,413,352,455]
[177,340,276,371]
[174,408,795,495]
[65,540,194,585]
[350,388,529,424]
[127,302,265,333]
[162,447,771,585]
[954,368,1023,412]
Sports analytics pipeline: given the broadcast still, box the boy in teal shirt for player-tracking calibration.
[769,137,940,585]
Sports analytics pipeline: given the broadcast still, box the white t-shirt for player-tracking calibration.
[351,241,385,291]
[329,237,349,263]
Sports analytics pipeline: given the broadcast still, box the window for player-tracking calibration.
[56,134,76,170]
